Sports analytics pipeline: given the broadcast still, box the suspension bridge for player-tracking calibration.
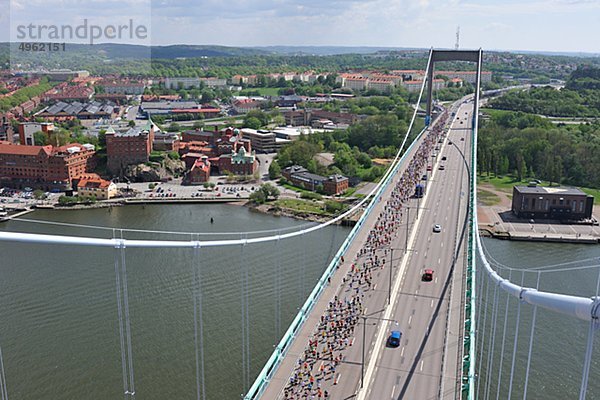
[0,49,598,400]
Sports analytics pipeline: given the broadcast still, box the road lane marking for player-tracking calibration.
[441,242,444,247]
[391,385,396,398]
[431,299,435,308]
[438,258,441,264]
[401,346,405,357]
[408,315,413,325]
[420,360,424,372]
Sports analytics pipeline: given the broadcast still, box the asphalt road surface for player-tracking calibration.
[356,102,473,400]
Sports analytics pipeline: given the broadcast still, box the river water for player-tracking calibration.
[0,204,349,399]
[1,205,599,399]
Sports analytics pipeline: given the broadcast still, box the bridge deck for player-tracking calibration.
[259,108,462,399]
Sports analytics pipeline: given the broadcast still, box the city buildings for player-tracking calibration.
[18,122,55,146]
[213,146,257,176]
[37,101,118,121]
[401,79,445,92]
[164,77,228,89]
[101,79,145,95]
[140,101,221,118]
[283,110,359,127]
[232,98,263,114]
[183,156,211,185]
[77,174,118,199]
[43,82,94,102]
[511,185,594,220]
[0,142,96,190]
[153,131,180,152]
[436,70,492,84]
[335,70,492,92]
[240,128,278,153]
[282,165,348,195]
[105,123,154,174]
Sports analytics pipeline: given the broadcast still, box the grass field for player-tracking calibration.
[477,188,501,206]
[274,199,325,214]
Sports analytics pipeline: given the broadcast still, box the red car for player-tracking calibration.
[427,165,432,172]
[422,269,434,282]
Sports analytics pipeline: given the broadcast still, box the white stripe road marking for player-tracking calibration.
[401,346,405,357]
[431,299,435,308]
[438,258,441,264]
[441,242,444,247]
[391,385,396,398]
[408,315,413,325]
[420,360,424,372]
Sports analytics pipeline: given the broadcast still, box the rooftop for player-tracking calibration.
[514,185,588,196]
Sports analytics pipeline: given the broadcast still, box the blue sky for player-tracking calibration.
[2,0,600,53]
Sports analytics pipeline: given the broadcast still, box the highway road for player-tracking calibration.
[358,101,473,400]
[260,107,452,400]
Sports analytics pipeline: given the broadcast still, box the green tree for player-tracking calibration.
[33,131,47,145]
[268,161,281,179]
[244,117,262,130]
[249,190,267,204]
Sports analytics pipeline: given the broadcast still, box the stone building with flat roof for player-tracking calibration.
[511,185,594,221]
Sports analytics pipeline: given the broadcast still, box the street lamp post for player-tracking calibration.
[405,205,410,251]
[388,248,393,305]
[386,247,401,306]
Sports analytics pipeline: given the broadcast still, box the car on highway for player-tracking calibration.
[439,165,445,170]
[448,141,453,145]
[433,224,442,233]
[427,165,432,171]
[388,330,402,347]
[422,269,434,282]
[442,156,447,161]
[421,174,428,181]
[461,137,465,141]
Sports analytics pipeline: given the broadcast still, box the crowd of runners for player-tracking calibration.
[282,112,449,399]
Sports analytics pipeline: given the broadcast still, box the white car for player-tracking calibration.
[433,224,442,233]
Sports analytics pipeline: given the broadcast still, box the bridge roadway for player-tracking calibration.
[359,102,473,400]
[260,99,472,399]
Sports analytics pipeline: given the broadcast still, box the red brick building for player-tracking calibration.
[0,142,96,190]
[105,123,154,174]
[183,156,211,185]
[282,165,348,195]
